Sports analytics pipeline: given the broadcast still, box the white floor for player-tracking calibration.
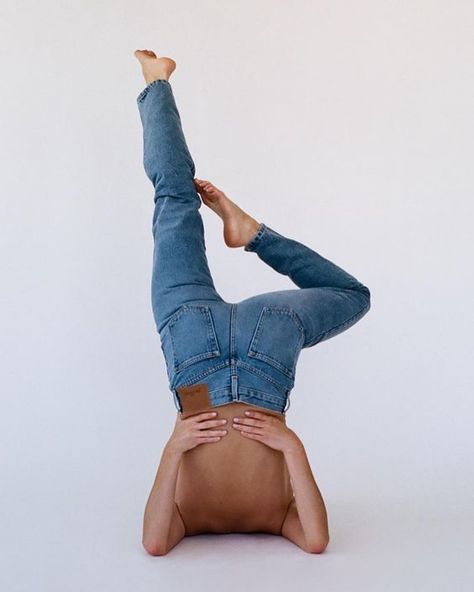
[2,473,473,591]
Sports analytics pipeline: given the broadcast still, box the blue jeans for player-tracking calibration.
[136,79,371,414]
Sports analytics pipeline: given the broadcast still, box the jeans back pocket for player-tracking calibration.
[248,306,305,380]
[162,304,221,374]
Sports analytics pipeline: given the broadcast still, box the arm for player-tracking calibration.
[232,409,329,554]
[281,440,329,554]
[142,410,228,555]
[142,443,185,556]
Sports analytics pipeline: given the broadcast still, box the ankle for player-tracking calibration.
[243,219,261,246]
[145,74,169,84]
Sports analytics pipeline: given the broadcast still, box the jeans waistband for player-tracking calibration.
[171,364,291,415]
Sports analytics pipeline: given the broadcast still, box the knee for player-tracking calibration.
[357,284,371,310]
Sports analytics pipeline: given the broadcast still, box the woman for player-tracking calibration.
[134,49,371,555]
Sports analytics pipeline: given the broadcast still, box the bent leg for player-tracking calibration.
[136,79,223,333]
[244,223,371,347]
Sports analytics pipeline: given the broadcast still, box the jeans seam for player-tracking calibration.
[248,306,304,378]
[172,360,231,388]
[238,359,293,391]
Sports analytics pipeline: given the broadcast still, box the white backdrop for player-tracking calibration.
[1,1,473,590]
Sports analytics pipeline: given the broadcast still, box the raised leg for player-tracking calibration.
[244,223,371,347]
[191,177,371,348]
[136,71,223,333]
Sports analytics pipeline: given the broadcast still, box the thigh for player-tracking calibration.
[284,287,370,347]
[241,286,370,349]
[151,195,224,333]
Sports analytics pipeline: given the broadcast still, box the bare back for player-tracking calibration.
[175,402,294,535]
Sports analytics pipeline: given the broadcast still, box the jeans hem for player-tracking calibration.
[136,78,171,104]
[244,222,267,252]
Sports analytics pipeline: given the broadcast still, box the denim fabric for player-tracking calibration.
[136,79,371,414]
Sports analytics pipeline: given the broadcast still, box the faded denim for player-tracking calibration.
[136,79,371,414]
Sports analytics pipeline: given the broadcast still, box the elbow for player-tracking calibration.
[142,536,170,557]
[304,534,330,554]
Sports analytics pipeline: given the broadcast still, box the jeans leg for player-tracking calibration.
[244,223,371,347]
[136,79,223,333]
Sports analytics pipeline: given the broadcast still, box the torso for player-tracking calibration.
[175,402,294,535]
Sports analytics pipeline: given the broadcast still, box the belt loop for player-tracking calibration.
[172,388,182,412]
[231,374,238,400]
[283,391,291,413]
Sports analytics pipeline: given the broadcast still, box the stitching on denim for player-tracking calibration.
[206,306,221,353]
[244,222,266,251]
[173,357,292,393]
[249,351,295,378]
[172,360,231,388]
[238,359,293,390]
[238,385,286,405]
[230,303,237,360]
[136,78,170,103]
[248,306,304,377]
[168,305,220,371]
[166,303,215,329]
[173,350,220,373]
[252,306,305,338]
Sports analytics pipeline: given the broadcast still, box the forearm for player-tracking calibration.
[283,440,329,547]
[142,442,183,551]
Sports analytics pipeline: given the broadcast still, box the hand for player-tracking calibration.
[232,409,302,453]
[166,411,228,454]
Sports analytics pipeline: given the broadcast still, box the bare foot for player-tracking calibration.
[193,179,261,248]
[134,49,176,84]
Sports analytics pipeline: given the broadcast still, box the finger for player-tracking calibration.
[198,419,227,429]
[233,423,263,434]
[197,429,228,437]
[198,436,222,443]
[193,411,217,422]
[239,430,262,440]
[233,417,264,427]
[244,410,268,420]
